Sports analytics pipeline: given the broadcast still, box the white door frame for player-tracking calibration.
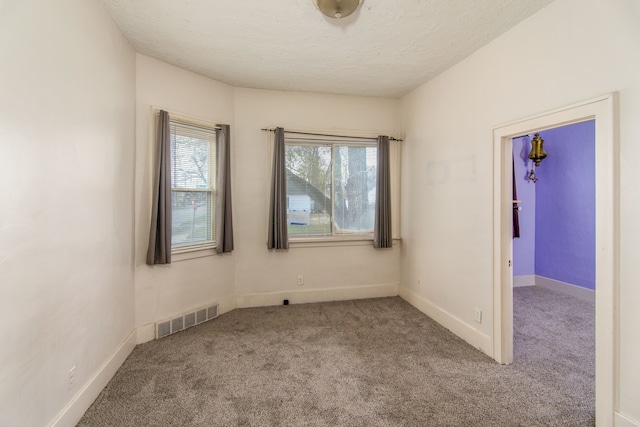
[492,93,618,425]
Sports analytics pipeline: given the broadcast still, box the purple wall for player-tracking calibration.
[534,120,596,290]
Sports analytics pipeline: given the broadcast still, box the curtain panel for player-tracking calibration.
[147,110,172,265]
[216,124,234,253]
[267,127,289,250]
[373,135,392,248]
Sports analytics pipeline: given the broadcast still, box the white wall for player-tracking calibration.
[400,0,640,422]
[8,0,636,424]
[0,1,136,426]
[134,55,236,331]
[133,59,402,328]
[233,88,402,305]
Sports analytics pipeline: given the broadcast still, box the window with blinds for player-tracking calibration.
[169,119,217,251]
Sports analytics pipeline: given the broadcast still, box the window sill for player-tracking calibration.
[288,237,401,248]
[171,246,217,262]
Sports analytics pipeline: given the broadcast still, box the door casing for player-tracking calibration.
[492,93,617,426]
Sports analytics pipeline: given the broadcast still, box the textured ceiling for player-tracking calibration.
[99,0,553,98]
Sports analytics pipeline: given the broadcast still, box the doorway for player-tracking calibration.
[512,122,596,297]
[492,94,617,426]
[512,122,596,421]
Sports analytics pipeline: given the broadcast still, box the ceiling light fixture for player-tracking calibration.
[313,0,364,19]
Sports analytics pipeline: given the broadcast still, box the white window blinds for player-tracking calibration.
[169,120,217,251]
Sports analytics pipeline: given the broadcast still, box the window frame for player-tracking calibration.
[283,136,384,243]
[156,110,219,255]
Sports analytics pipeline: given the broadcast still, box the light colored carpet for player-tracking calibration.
[78,286,594,426]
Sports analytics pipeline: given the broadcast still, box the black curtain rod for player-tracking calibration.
[512,134,532,139]
[261,128,403,142]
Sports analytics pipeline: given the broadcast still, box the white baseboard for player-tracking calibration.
[49,330,136,427]
[616,412,640,427]
[535,275,595,303]
[513,275,536,287]
[398,286,492,358]
[136,323,155,344]
[235,283,399,308]
[136,296,237,344]
[217,296,237,316]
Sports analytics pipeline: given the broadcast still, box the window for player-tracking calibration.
[170,119,216,252]
[285,140,378,238]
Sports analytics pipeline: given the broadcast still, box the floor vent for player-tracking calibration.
[156,303,219,339]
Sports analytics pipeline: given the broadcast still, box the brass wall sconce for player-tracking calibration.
[528,133,547,166]
[527,132,547,183]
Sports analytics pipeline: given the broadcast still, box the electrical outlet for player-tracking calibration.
[474,308,482,324]
[297,275,304,286]
[69,365,76,389]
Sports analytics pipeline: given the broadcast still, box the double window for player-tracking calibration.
[169,119,217,251]
[285,140,378,238]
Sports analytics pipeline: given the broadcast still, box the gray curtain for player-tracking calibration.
[216,124,234,253]
[147,110,172,264]
[374,135,392,249]
[267,127,289,249]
